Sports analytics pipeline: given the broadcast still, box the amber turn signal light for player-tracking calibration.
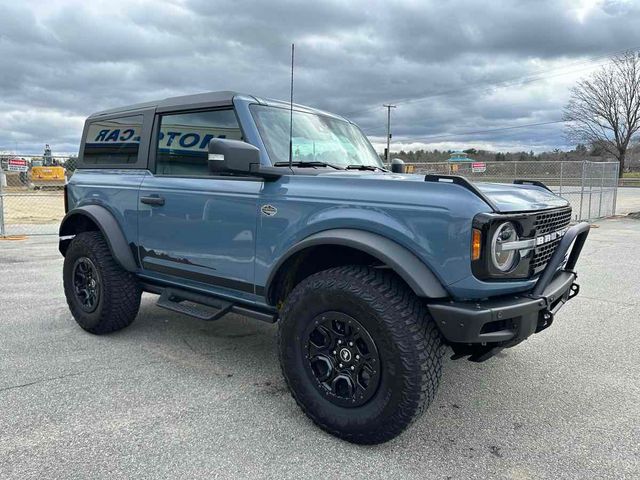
[472,228,482,261]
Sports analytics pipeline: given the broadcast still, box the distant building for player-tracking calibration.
[448,151,474,162]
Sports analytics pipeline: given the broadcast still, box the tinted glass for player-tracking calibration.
[155,109,242,176]
[83,115,143,164]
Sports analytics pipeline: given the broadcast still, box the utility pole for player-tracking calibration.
[383,104,396,164]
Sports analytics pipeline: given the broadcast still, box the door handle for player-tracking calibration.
[140,195,165,206]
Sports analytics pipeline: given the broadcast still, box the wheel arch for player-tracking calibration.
[59,205,137,272]
[265,229,448,306]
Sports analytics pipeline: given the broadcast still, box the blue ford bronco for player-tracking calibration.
[60,91,589,444]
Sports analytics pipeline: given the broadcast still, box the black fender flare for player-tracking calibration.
[59,205,137,272]
[265,229,448,301]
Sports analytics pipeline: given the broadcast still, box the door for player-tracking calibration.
[137,108,262,301]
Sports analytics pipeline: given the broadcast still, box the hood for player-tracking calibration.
[318,171,569,213]
[474,182,568,212]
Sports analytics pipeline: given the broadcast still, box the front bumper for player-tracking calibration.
[429,222,590,359]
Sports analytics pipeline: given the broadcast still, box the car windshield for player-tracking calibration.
[250,105,383,169]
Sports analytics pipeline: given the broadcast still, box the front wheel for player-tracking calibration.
[278,266,445,444]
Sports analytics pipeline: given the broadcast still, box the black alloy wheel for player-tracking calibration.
[72,257,101,313]
[304,311,381,407]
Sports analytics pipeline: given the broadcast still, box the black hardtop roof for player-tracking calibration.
[88,91,248,118]
[86,90,351,123]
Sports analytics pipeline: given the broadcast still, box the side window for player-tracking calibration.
[155,109,242,176]
[83,115,143,164]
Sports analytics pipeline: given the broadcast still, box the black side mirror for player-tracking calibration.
[208,138,260,175]
[391,158,406,173]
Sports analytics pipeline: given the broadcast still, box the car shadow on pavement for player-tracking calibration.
[109,294,515,449]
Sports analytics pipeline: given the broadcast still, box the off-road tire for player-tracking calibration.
[278,265,445,444]
[63,231,141,334]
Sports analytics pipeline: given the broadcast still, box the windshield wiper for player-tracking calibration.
[346,164,389,172]
[274,161,344,170]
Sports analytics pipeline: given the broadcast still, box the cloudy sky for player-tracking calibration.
[2,0,640,155]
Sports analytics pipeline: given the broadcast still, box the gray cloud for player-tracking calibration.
[2,0,640,154]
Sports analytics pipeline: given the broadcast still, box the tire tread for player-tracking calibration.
[278,265,445,444]
[64,231,141,334]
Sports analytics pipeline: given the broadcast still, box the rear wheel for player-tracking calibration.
[278,265,445,444]
[63,231,141,334]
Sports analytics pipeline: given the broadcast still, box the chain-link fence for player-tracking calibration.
[0,155,76,236]
[407,160,619,221]
[0,157,620,237]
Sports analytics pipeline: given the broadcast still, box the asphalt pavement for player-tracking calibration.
[1,217,639,479]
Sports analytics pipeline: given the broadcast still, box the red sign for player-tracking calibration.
[8,158,28,172]
[471,162,486,173]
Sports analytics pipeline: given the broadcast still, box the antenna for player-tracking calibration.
[288,43,295,168]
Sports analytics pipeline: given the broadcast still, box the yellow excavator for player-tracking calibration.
[30,144,65,189]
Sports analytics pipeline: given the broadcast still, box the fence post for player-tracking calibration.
[578,161,585,220]
[587,162,594,220]
[612,162,619,215]
[559,161,563,196]
[598,163,605,218]
[0,170,5,238]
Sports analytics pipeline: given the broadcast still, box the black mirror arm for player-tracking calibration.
[249,164,290,180]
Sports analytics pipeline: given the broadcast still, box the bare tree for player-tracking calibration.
[564,50,640,177]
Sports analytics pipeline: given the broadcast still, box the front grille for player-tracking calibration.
[533,207,572,235]
[530,207,572,275]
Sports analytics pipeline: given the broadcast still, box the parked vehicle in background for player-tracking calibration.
[30,145,65,189]
[58,91,590,444]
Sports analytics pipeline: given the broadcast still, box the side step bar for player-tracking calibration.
[154,287,277,324]
[157,289,232,321]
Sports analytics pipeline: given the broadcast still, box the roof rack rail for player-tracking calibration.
[513,179,553,193]
[423,174,498,212]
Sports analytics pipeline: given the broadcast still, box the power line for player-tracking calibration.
[348,57,609,117]
[345,45,640,118]
[352,59,608,124]
[369,119,566,144]
[358,58,600,141]
[359,51,629,138]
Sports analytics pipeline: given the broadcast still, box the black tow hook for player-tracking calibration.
[568,282,580,300]
[450,344,504,362]
[536,310,554,333]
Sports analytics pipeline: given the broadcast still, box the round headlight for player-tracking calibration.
[491,222,518,272]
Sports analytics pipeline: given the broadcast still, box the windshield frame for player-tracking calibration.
[249,104,384,169]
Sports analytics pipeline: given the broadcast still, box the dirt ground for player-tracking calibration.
[1,191,65,224]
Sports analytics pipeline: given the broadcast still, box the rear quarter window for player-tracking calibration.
[82,115,143,164]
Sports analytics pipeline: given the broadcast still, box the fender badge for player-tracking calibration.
[261,204,277,217]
